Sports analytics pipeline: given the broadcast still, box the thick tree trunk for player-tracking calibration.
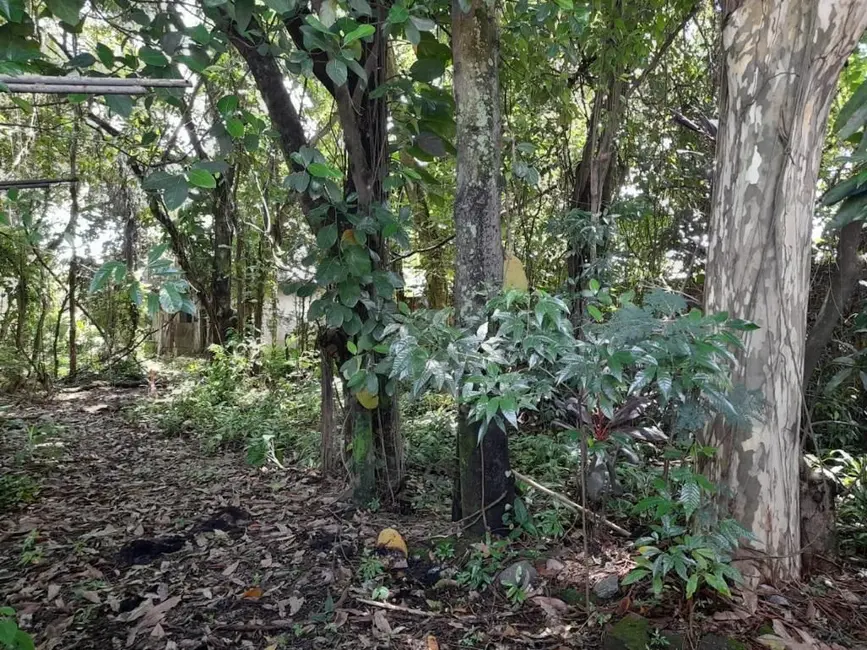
[703,0,867,582]
[804,220,863,384]
[452,0,514,535]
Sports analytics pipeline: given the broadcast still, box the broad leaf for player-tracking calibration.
[187,168,217,189]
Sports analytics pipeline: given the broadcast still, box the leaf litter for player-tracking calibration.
[2,385,867,649]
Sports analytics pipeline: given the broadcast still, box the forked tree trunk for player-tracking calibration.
[703,0,867,582]
[452,0,514,535]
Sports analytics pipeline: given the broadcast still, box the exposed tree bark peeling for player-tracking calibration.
[704,0,867,582]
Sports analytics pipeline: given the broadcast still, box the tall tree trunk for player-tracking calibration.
[212,171,235,344]
[804,220,863,385]
[123,202,139,348]
[566,76,623,323]
[68,258,77,377]
[703,0,867,583]
[452,0,514,535]
[222,9,404,501]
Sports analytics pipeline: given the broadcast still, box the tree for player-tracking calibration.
[703,0,867,581]
[451,0,515,534]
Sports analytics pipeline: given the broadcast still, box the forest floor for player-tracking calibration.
[2,385,867,650]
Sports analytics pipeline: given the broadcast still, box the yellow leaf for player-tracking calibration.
[426,635,440,650]
[503,253,528,291]
[242,586,263,600]
[376,528,407,557]
[357,389,379,410]
[341,229,358,246]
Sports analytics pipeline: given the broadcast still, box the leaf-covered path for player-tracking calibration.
[0,385,566,649]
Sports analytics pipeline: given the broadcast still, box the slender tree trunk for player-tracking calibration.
[452,0,514,535]
[68,258,77,377]
[123,202,139,347]
[212,171,235,344]
[566,77,623,323]
[804,220,863,384]
[703,0,867,582]
[53,292,69,378]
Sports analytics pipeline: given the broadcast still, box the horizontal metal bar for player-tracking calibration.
[0,178,79,190]
[0,75,191,88]
[4,83,148,95]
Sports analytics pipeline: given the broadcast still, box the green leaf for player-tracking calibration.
[104,94,134,118]
[234,0,254,31]
[703,572,731,598]
[348,0,372,14]
[160,283,184,313]
[344,24,375,45]
[679,479,701,520]
[225,117,245,138]
[836,79,867,139]
[187,168,217,189]
[589,278,600,293]
[685,573,699,599]
[317,224,338,249]
[409,15,436,31]
[217,94,239,115]
[326,58,348,86]
[285,171,310,192]
[339,281,361,307]
[409,58,445,83]
[387,4,409,23]
[46,0,84,24]
[163,176,189,210]
[264,0,295,13]
[415,131,446,157]
[404,21,420,45]
[138,46,169,67]
[147,293,160,318]
[830,192,867,229]
[67,52,95,68]
[621,568,650,586]
[307,162,342,178]
[89,261,124,293]
[587,304,604,322]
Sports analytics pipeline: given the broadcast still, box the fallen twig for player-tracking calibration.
[355,598,439,617]
[511,470,631,537]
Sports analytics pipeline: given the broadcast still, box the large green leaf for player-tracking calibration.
[187,168,217,189]
[234,0,254,31]
[317,223,338,249]
[162,176,189,210]
[409,58,445,83]
[104,94,134,117]
[836,79,867,138]
[830,192,867,229]
[46,0,84,24]
[264,0,295,13]
[343,24,375,45]
[326,58,347,87]
[307,162,342,178]
[159,283,185,313]
[138,46,169,67]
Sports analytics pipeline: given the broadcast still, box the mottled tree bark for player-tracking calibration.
[703,0,867,582]
[452,0,514,535]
